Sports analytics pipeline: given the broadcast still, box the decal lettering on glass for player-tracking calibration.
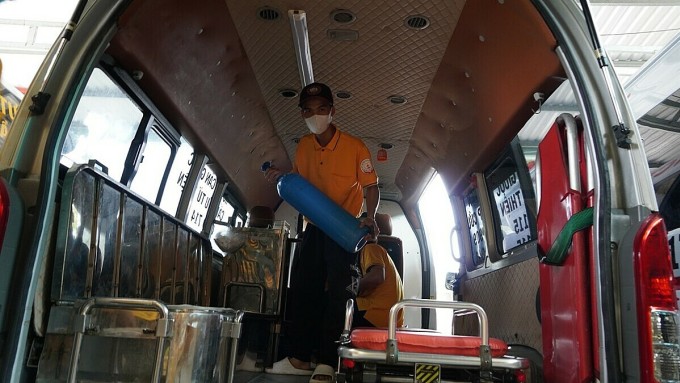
[492,171,531,252]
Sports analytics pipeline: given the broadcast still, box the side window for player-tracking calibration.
[60,68,143,180]
[159,147,220,231]
[215,196,235,224]
[159,136,194,215]
[235,213,245,228]
[484,140,538,255]
[186,163,219,231]
[211,197,236,255]
[463,186,487,267]
[128,125,172,203]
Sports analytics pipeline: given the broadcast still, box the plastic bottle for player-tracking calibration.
[261,162,369,253]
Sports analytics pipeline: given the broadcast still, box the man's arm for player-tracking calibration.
[357,264,385,297]
[361,184,380,237]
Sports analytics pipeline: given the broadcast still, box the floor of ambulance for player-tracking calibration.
[234,371,311,382]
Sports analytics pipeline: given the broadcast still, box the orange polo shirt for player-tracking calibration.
[293,127,378,217]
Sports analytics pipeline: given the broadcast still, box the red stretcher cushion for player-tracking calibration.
[351,328,508,358]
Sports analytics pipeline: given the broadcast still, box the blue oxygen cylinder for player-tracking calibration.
[262,162,369,253]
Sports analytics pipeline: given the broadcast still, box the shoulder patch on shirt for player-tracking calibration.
[360,159,374,173]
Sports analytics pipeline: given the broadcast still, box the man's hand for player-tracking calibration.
[359,216,379,242]
[264,166,285,184]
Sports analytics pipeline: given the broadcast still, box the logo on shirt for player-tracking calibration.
[360,159,374,173]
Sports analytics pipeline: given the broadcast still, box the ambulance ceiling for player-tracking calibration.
[97,0,680,209]
[218,1,680,201]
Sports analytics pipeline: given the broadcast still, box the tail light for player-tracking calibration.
[634,214,680,382]
[0,179,10,247]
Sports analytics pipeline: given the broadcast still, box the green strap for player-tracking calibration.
[542,207,594,265]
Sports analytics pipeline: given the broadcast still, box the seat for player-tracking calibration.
[336,299,529,382]
[219,205,287,314]
[218,206,290,371]
[375,213,404,279]
[247,205,275,228]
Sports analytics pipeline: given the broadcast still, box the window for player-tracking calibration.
[379,199,422,328]
[159,136,194,215]
[463,187,487,267]
[215,197,235,224]
[211,197,235,255]
[234,213,245,228]
[129,126,172,203]
[418,173,458,332]
[60,68,143,180]
[484,140,538,254]
[186,163,219,232]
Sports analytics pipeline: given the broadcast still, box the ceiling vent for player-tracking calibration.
[405,15,430,30]
[279,89,298,98]
[331,9,356,24]
[336,91,352,99]
[258,7,281,21]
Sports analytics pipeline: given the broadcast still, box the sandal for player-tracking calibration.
[309,364,335,383]
[265,357,313,376]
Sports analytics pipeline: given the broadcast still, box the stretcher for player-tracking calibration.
[337,299,530,382]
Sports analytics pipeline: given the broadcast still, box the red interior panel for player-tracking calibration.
[536,116,593,382]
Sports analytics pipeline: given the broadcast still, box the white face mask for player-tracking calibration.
[305,113,333,134]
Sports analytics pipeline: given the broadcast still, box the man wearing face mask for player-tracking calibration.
[264,82,379,382]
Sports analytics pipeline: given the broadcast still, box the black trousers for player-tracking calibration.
[287,224,355,365]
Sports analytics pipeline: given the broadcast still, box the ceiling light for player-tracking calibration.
[289,10,314,86]
[327,29,359,41]
[388,95,407,104]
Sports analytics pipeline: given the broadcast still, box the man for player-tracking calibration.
[264,82,379,382]
[354,214,404,329]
